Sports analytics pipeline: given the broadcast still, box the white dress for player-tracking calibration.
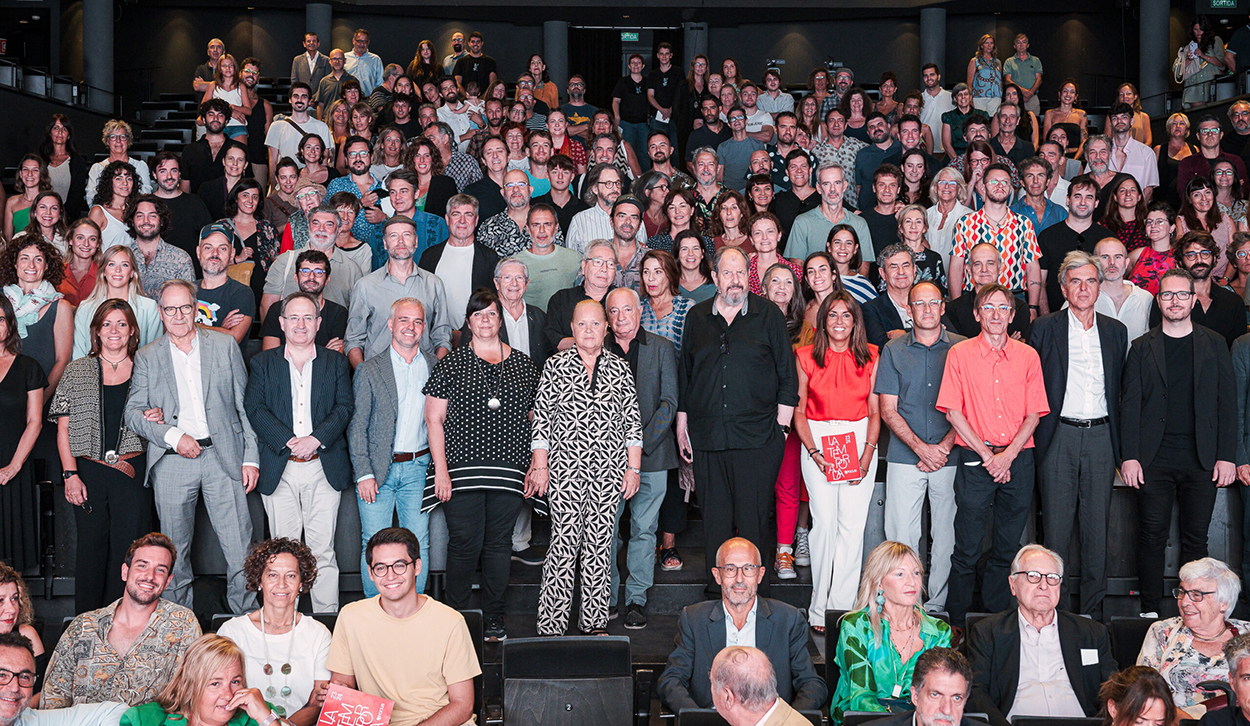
[95,207,133,250]
[217,613,332,718]
[214,85,246,130]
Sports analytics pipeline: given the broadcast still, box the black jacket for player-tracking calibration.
[863,293,908,349]
[1028,310,1127,461]
[943,293,1031,341]
[417,241,499,299]
[967,609,1117,726]
[1120,324,1238,469]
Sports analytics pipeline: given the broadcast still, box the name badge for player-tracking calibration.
[1080,648,1099,666]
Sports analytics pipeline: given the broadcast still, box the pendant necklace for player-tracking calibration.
[260,609,296,714]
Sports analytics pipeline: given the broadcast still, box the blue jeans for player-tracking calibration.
[610,469,667,607]
[619,121,650,173]
[359,456,430,597]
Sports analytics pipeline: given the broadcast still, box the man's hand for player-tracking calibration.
[287,436,321,460]
[916,443,949,472]
[1215,460,1237,488]
[887,329,907,340]
[144,407,165,423]
[357,477,379,503]
[1238,464,1250,486]
[983,450,1016,483]
[1121,459,1144,489]
[221,309,248,330]
[242,465,259,492]
[176,434,203,459]
[364,207,386,224]
[326,337,345,353]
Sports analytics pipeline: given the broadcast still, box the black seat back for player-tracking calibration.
[1109,616,1155,669]
[458,610,485,726]
[824,609,850,698]
[501,636,633,726]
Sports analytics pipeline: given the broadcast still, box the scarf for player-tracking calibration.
[3,280,63,338]
[289,210,311,252]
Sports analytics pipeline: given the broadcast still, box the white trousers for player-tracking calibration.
[883,462,957,611]
[803,418,878,626]
[262,459,340,612]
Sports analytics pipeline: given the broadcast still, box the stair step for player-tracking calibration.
[159,92,201,103]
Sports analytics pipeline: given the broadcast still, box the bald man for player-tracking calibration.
[711,646,813,726]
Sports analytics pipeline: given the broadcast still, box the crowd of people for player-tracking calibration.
[6,16,1250,726]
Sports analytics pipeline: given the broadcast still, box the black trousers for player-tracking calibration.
[694,434,786,597]
[442,488,523,617]
[1137,466,1216,613]
[946,446,1034,627]
[74,455,152,613]
[659,467,688,535]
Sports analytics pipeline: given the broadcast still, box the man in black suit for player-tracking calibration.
[967,544,1117,726]
[419,194,500,347]
[942,243,1031,341]
[657,537,826,714]
[243,292,355,612]
[864,244,915,348]
[1122,266,1237,617]
[1028,250,1127,621]
[865,648,982,726]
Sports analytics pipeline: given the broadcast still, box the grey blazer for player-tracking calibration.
[348,348,401,486]
[290,53,332,91]
[635,330,679,471]
[124,329,259,479]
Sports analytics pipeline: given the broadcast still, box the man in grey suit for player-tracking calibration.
[124,279,259,613]
[658,538,826,714]
[244,292,355,612]
[290,32,331,91]
[348,297,432,599]
[605,287,677,630]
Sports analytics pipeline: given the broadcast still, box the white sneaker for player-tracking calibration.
[775,551,797,580]
[794,528,811,566]
[1139,611,1159,619]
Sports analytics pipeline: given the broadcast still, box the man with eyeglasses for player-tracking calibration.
[326,136,387,249]
[717,108,766,193]
[260,250,349,351]
[260,207,363,323]
[1124,266,1237,617]
[566,163,644,254]
[658,537,825,715]
[1028,251,1127,621]
[937,283,1048,635]
[559,75,597,139]
[875,281,963,614]
[125,279,259,613]
[478,169,562,259]
[244,292,353,613]
[965,544,1115,726]
[126,195,195,299]
[1036,175,1108,314]
[1,632,128,726]
[327,527,480,726]
[1178,115,1250,199]
[543,240,618,352]
[1148,230,1248,347]
[1224,100,1250,158]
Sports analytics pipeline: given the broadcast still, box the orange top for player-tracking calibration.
[797,343,878,421]
[935,334,1049,448]
[58,261,98,307]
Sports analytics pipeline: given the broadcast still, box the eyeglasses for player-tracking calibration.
[1183,250,1214,260]
[0,668,36,688]
[294,191,319,201]
[985,179,1011,188]
[161,303,195,317]
[298,267,327,277]
[598,179,622,188]
[370,559,415,577]
[978,304,1013,314]
[1215,169,1235,177]
[585,258,614,269]
[346,150,370,159]
[1013,570,1062,586]
[1144,218,1169,227]
[935,180,959,188]
[107,133,128,141]
[1237,250,1250,260]
[1158,291,1194,301]
[569,82,585,88]
[909,299,943,309]
[504,181,529,189]
[716,563,760,578]
[1199,128,1222,137]
[283,314,318,325]
[1174,586,1218,602]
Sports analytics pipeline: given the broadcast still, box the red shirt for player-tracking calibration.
[935,334,1049,448]
[58,261,98,307]
[797,343,878,421]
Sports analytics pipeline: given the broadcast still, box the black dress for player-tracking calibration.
[0,355,47,572]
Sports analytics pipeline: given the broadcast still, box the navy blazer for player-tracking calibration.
[243,345,355,495]
[863,293,907,349]
[1028,310,1127,462]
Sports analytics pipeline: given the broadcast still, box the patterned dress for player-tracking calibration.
[1127,246,1176,295]
[831,608,952,721]
[640,296,693,352]
[1138,617,1250,708]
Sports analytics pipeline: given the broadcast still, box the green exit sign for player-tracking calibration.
[621,31,639,42]
[1212,0,1238,7]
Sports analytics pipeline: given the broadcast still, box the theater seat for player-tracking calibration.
[1010,717,1104,726]
[824,609,850,697]
[501,636,633,726]
[1109,616,1155,668]
[457,610,485,726]
[676,707,822,725]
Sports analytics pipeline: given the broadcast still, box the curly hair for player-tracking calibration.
[0,234,66,287]
[243,538,318,595]
[91,160,140,210]
[0,561,34,627]
[707,190,749,238]
[404,137,445,177]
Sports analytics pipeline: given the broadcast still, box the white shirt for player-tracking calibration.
[925,202,972,258]
[264,117,333,169]
[1108,136,1161,192]
[286,346,316,438]
[1007,611,1087,721]
[757,91,795,115]
[163,337,210,446]
[919,88,954,154]
[1095,282,1153,347]
[888,292,913,330]
[744,108,774,136]
[305,52,321,75]
[434,243,477,328]
[216,614,332,718]
[1049,177,1071,210]
[390,346,430,454]
[503,304,531,357]
[17,702,127,726]
[1059,309,1108,419]
[750,700,782,726]
[344,50,383,95]
[437,103,475,153]
[566,203,645,254]
[725,598,759,648]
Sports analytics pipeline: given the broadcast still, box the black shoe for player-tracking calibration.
[511,546,544,566]
[608,605,619,620]
[485,615,507,641]
[624,603,647,629]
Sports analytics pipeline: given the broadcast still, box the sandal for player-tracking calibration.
[659,547,683,571]
[582,627,610,636]
[812,624,825,634]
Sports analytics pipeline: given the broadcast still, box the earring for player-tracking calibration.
[876,590,885,607]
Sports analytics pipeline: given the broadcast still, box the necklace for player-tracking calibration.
[1191,624,1229,643]
[260,609,297,714]
[472,340,505,409]
[99,354,128,372]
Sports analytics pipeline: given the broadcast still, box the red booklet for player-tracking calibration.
[821,432,861,482]
[317,684,395,726]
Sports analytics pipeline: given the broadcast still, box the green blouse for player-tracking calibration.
[120,701,262,726]
[831,608,952,722]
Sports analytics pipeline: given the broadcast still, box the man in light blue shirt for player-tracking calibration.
[1011,157,1068,236]
[786,162,873,271]
[0,632,126,726]
[343,29,383,96]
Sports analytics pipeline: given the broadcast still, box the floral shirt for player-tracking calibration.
[1137,617,1250,708]
[1127,246,1177,295]
[832,608,952,721]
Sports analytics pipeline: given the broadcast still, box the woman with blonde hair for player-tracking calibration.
[926,167,972,259]
[121,634,289,726]
[72,244,162,358]
[831,541,952,721]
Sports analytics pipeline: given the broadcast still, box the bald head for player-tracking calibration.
[716,537,761,567]
[711,646,779,720]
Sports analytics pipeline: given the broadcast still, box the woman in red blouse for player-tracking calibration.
[794,290,880,631]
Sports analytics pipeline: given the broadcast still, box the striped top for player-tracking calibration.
[839,273,879,305]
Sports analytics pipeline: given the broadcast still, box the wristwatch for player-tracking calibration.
[62,470,78,480]
[626,466,641,474]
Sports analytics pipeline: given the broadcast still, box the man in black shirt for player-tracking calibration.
[151,152,212,268]
[773,150,819,242]
[943,243,1031,341]
[453,31,497,93]
[181,99,231,194]
[647,42,683,148]
[614,54,652,174]
[677,246,798,596]
[196,223,256,345]
[1037,175,1111,313]
[859,164,903,253]
[389,94,421,140]
[1148,230,1248,347]
[260,249,348,350]
[532,154,588,235]
[686,97,732,171]
[1122,267,1236,617]
[544,240,617,353]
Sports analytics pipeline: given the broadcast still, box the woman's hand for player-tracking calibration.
[0,463,18,486]
[305,681,329,710]
[524,465,549,498]
[65,473,87,505]
[144,407,165,423]
[434,469,453,502]
[226,687,272,724]
[851,448,874,486]
[238,246,254,261]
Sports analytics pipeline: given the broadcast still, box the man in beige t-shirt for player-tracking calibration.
[327,527,480,726]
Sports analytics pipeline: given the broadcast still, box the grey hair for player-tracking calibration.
[929,166,967,205]
[712,245,749,273]
[389,296,426,318]
[584,239,615,261]
[1179,557,1241,611]
[710,646,778,712]
[1085,134,1113,154]
[495,257,529,280]
[1058,250,1104,286]
[816,160,846,179]
[606,286,641,307]
[1224,633,1250,678]
[1011,543,1064,579]
[157,278,197,304]
[692,147,721,166]
[308,205,342,226]
[877,243,915,270]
